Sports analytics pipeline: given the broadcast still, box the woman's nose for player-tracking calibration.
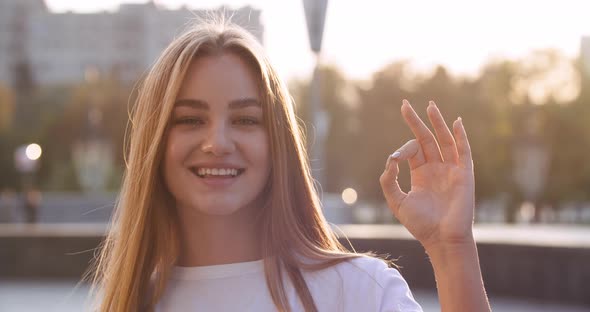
[200,122,236,156]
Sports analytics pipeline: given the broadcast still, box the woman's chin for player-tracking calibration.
[179,201,243,217]
[196,206,242,216]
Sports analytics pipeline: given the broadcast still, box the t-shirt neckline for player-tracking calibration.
[172,259,264,280]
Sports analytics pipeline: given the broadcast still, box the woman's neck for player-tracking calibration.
[175,206,262,267]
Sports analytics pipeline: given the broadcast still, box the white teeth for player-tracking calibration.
[196,168,240,177]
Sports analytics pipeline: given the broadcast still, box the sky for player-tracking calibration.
[44,0,590,82]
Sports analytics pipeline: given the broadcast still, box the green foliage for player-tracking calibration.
[0,84,14,133]
[1,76,132,191]
[290,66,359,194]
[290,50,589,222]
[1,49,588,216]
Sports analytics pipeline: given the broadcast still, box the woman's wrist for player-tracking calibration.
[423,235,491,312]
[423,236,478,264]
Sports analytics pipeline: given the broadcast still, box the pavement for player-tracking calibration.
[0,280,588,312]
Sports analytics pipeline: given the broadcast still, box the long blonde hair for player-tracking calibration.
[90,18,365,311]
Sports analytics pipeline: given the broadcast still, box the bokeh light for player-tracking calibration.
[341,187,357,205]
[25,143,42,161]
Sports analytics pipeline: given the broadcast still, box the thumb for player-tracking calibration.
[379,152,407,216]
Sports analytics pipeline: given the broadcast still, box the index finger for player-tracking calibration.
[401,99,443,163]
[453,117,473,170]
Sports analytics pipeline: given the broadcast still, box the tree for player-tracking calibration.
[0,84,14,133]
[39,77,132,191]
[290,66,358,194]
[354,62,414,203]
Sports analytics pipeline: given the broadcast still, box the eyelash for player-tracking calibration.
[174,117,203,126]
[174,117,260,126]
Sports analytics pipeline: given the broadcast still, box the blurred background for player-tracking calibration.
[0,0,589,311]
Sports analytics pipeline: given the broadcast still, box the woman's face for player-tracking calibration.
[163,52,271,217]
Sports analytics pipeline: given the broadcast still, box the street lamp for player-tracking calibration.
[14,143,42,186]
[14,143,42,223]
[303,0,329,188]
[73,71,114,193]
[512,111,550,223]
[73,106,113,193]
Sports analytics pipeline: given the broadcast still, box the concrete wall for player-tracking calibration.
[347,237,590,306]
[0,224,104,279]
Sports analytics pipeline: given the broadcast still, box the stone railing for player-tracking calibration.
[1,223,589,305]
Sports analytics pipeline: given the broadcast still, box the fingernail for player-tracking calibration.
[457,116,463,124]
[429,100,436,107]
[391,151,401,159]
[402,99,409,107]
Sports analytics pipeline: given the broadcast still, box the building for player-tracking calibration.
[581,36,590,81]
[0,0,263,86]
[0,0,47,89]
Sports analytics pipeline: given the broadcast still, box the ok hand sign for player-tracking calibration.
[379,100,475,251]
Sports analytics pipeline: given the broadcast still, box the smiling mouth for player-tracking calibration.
[190,168,246,178]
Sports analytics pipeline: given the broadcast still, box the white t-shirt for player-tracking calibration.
[156,256,423,311]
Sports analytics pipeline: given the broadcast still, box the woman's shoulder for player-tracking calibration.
[301,254,403,290]
[330,255,401,288]
[301,255,422,311]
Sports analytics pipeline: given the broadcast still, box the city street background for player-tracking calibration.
[1,0,590,311]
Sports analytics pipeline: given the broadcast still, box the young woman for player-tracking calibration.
[90,19,491,312]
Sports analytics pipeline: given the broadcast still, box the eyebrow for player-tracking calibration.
[173,98,261,110]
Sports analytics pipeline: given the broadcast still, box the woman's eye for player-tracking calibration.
[235,117,260,125]
[174,117,204,126]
